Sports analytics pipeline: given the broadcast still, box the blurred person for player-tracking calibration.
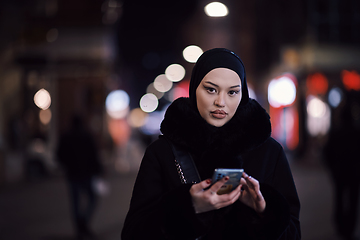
[323,90,360,240]
[122,48,301,240]
[57,115,103,240]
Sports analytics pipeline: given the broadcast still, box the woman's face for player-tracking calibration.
[196,68,242,127]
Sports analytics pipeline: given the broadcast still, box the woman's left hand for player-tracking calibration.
[238,172,266,214]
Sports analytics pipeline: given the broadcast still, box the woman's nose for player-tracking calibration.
[214,94,225,107]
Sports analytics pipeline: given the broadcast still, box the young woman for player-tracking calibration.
[121,48,301,240]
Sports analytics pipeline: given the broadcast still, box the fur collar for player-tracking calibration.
[160,97,271,157]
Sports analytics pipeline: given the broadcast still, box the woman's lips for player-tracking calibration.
[210,110,227,119]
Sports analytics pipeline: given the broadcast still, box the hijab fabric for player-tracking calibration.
[189,48,249,108]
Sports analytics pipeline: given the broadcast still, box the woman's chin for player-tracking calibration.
[206,118,228,127]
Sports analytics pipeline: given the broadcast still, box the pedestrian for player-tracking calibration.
[57,115,103,240]
[323,90,360,240]
[122,48,301,239]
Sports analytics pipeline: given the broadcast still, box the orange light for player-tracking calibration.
[286,108,299,150]
[108,118,131,147]
[306,73,328,95]
[342,70,360,91]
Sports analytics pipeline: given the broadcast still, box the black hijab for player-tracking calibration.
[189,48,249,108]
[161,48,271,165]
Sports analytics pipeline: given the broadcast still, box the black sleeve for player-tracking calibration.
[121,145,167,240]
[121,142,211,240]
[160,184,216,239]
[234,144,301,240]
[270,148,301,240]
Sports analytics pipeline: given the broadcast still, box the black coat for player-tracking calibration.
[122,98,301,240]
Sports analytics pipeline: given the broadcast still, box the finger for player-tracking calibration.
[227,183,242,199]
[244,175,259,190]
[255,190,265,202]
[243,177,263,201]
[226,185,242,204]
[215,183,242,203]
[215,189,242,208]
[191,179,212,192]
[240,177,247,185]
[210,176,229,193]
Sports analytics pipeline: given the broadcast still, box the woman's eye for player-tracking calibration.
[206,87,216,93]
[229,90,239,96]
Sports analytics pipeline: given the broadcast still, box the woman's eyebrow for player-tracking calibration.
[204,81,218,87]
[204,81,240,89]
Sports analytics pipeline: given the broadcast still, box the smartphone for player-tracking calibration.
[212,168,244,195]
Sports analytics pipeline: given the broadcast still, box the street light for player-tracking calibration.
[204,2,228,17]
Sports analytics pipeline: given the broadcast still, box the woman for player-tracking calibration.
[122,48,301,239]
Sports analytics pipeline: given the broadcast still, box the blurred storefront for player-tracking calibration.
[0,0,120,183]
[267,44,360,163]
[1,0,359,182]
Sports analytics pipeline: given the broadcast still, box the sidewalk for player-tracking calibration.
[0,171,137,240]
[0,158,359,240]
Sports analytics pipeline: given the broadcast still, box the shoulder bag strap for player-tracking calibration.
[164,136,201,184]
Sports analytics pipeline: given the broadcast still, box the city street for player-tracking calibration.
[0,156,359,240]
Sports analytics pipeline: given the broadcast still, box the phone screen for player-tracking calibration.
[212,168,244,195]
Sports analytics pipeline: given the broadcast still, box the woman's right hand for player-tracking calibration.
[189,177,242,214]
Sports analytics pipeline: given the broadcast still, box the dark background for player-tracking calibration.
[0,0,360,239]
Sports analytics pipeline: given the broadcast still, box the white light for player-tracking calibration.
[204,2,228,17]
[328,87,343,108]
[268,76,296,108]
[106,90,130,119]
[306,96,331,136]
[165,64,186,82]
[307,97,326,118]
[34,88,51,110]
[154,74,173,93]
[147,83,164,99]
[183,45,203,63]
[140,93,159,113]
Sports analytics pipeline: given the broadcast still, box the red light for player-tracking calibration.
[306,73,328,95]
[342,70,360,91]
[172,80,189,100]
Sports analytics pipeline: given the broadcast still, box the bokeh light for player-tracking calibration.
[147,83,164,99]
[105,90,130,119]
[307,96,331,136]
[268,76,296,108]
[34,88,51,110]
[127,108,148,128]
[154,74,173,93]
[204,2,228,17]
[307,97,327,118]
[328,87,343,108]
[166,80,190,101]
[39,109,52,125]
[165,64,186,82]
[140,111,164,136]
[306,73,328,95]
[140,93,159,113]
[342,70,360,91]
[183,45,203,63]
